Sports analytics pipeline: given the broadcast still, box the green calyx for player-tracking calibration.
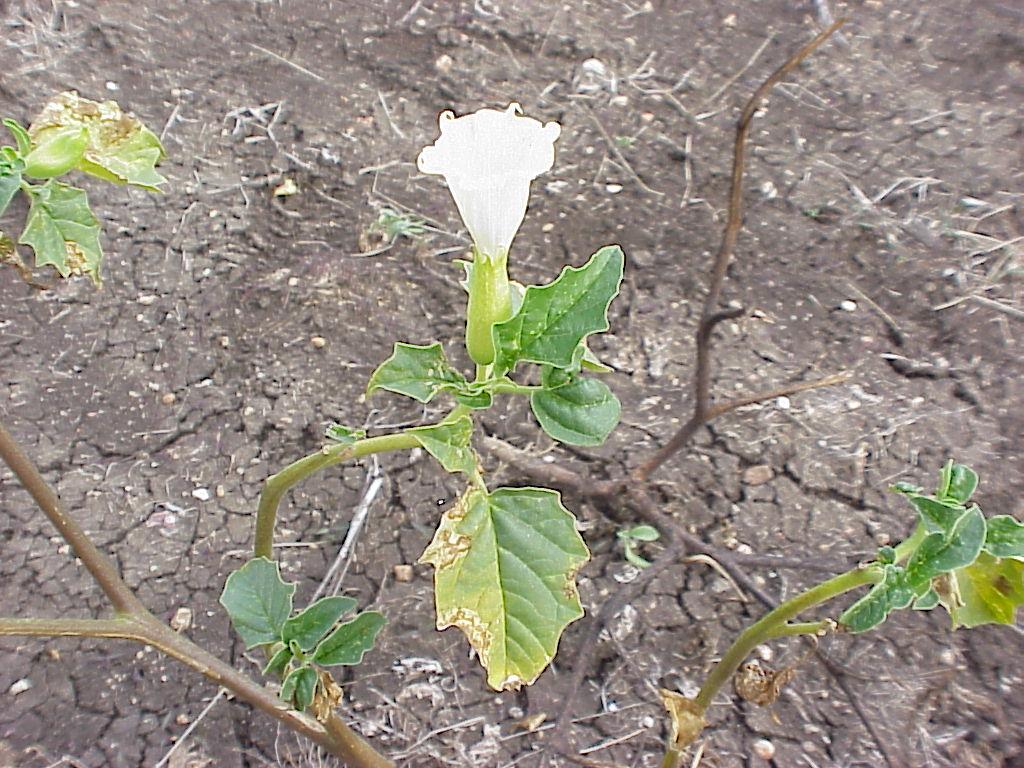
[23,126,88,179]
[465,248,512,366]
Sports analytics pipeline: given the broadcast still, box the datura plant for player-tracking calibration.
[234,102,623,694]
[660,461,1024,767]
[0,91,166,286]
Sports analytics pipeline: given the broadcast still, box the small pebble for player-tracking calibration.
[393,564,414,583]
[434,53,454,75]
[839,300,858,312]
[776,396,791,410]
[175,713,191,726]
[723,13,737,27]
[752,738,775,760]
[605,183,623,194]
[171,607,193,632]
[743,464,773,486]
[8,679,32,696]
[541,222,555,232]
[105,81,119,91]
[311,336,327,349]
[640,111,655,123]
[191,488,211,502]
[161,392,177,406]
[609,95,629,107]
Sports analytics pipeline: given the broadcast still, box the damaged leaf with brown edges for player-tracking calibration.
[659,689,706,749]
[28,91,166,191]
[419,485,589,691]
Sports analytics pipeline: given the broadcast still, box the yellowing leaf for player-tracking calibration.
[419,486,589,690]
[946,553,1024,629]
[29,91,166,191]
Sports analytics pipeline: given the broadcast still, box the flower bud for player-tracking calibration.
[23,127,88,179]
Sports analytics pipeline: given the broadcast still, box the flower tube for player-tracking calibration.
[418,103,560,366]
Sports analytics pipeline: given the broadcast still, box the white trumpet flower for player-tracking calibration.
[417,103,561,258]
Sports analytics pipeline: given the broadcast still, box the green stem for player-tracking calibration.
[692,566,880,712]
[254,431,420,560]
[0,616,393,768]
[766,619,834,639]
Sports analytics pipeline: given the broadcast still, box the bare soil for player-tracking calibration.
[1,1,1022,767]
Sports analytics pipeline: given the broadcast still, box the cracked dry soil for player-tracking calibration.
[1,1,1022,767]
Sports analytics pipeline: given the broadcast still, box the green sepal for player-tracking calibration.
[219,557,295,649]
[325,423,366,445]
[22,126,88,179]
[312,611,386,666]
[983,515,1024,559]
[280,665,317,711]
[28,91,166,191]
[492,245,624,375]
[262,643,293,677]
[530,376,621,446]
[419,485,589,690]
[281,596,357,652]
[3,118,31,155]
[839,565,916,633]
[19,180,103,285]
[409,416,479,476]
[367,342,466,403]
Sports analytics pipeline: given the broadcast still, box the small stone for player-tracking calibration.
[752,738,775,760]
[191,488,211,502]
[874,532,891,546]
[105,81,120,91]
[273,178,299,197]
[743,465,773,486]
[161,392,177,406]
[434,54,454,75]
[846,399,862,411]
[605,183,623,194]
[939,648,957,666]
[219,335,231,348]
[760,180,777,199]
[541,222,555,233]
[393,564,414,582]
[8,679,32,696]
[839,300,858,312]
[171,607,193,632]
[137,294,158,305]
[175,713,191,726]
[723,13,737,27]
[609,95,629,107]
[776,396,791,410]
[640,111,655,123]
[215,484,226,498]
[311,336,327,348]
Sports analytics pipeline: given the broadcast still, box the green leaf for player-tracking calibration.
[902,494,964,535]
[19,180,103,285]
[492,245,625,374]
[367,342,467,403]
[262,644,293,676]
[623,542,653,569]
[22,126,88,179]
[409,416,479,476]
[945,553,1024,628]
[983,516,1024,559]
[580,342,612,373]
[28,91,166,190]
[419,486,590,690]
[280,665,318,711]
[945,463,978,504]
[0,153,24,216]
[312,611,386,666]
[281,596,357,652]
[454,388,493,409]
[325,423,366,445]
[3,118,31,155]
[839,565,916,633]
[219,557,295,649]
[905,506,986,589]
[530,376,620,447]
[912,588,940,610]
